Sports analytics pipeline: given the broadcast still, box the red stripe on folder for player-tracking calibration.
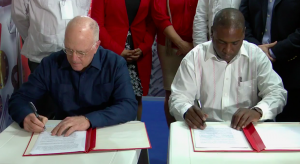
[90,128,97,151]
[85,128,92,153]
[243,123,266,152]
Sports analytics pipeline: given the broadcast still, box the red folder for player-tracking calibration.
[23,122,151,156]
[191,122,300,152]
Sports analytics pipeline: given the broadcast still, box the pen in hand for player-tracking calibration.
[29,102,46,130]
[196,99,206,124]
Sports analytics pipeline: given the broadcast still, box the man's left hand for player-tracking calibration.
[51,116,90,137]
[231,108,261,130]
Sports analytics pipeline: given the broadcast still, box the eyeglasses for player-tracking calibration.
[62,41,98,58]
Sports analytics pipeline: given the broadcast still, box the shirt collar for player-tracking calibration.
[60,47,102,70]
[205,41,249,62]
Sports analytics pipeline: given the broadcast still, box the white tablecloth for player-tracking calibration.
[168,121,300,164]
[0,121,140,164]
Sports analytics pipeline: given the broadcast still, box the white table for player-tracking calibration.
[168,121,300,164]
[0,121,140,164]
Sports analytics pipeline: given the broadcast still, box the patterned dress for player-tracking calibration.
[125,30,143,97]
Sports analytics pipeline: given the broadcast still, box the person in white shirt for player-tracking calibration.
[193,0,241,47]
[169,8,287,131]
[11,0,91,71]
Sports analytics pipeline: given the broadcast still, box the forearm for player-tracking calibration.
[11,0,29,39]
[164,25,186,48]
[193,0,209,46]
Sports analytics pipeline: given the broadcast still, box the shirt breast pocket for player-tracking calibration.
[37,0,55,8]
[76,0,90,15]
[93,83,113,103]
[237,79,257,108]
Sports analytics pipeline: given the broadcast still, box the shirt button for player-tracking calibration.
[268,15,270,17]
[265,29,267,32]
[226,78,229,80]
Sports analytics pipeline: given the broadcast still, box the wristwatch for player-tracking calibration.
[251,107,263,118]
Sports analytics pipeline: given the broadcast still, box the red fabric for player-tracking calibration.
[91,0,156,96]
[20,37,30,83]
[151,0,198,47]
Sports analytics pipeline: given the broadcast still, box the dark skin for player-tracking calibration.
[185,25,261,130]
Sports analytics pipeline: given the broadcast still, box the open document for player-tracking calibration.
[192,124,252,151]
[193,126,249,148]
[190,122,300,152]
[30,131,86,155]
[23,120,151,156]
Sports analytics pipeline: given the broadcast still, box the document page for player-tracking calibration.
[255,124,300,149]
[193,126,249,148]
[30,124,86,155]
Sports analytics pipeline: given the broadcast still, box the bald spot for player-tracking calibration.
[66,16,99,42]
[212,8,245,31]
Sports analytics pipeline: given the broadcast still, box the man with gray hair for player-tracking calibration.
[9,16,138,136]
[169,8,287,130]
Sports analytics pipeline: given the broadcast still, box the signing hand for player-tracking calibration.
[23,113,48,133]
[231,108,261,130]
[51,116,90,137]
[258,41,277,62]
[176,41,194,56]
[185,105,208,130]
[121,49,134,62]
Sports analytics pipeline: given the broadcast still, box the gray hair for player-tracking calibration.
[89,20,99,42]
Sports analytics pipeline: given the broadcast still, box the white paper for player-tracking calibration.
[60,0,74,20]
[256,126,300,149]
[30,130,86,155]
[193,126,249,148]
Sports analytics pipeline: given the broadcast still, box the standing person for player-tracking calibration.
[11,0,91,118]
[193,0,241,46]
[240,0,300,121]
[91,0,156,121]
[151,0,198,127]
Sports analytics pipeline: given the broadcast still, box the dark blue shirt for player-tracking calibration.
[9,46,138,128]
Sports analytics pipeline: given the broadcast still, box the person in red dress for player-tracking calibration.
[91,0,156,121]
[152,0,198,127]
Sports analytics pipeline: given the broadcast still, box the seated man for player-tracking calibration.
[9,16,137,136]
[169,8,287,130]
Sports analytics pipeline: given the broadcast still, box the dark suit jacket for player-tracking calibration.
[240,0,300,90]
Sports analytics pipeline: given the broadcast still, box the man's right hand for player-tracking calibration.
[121,49,134,62]
[23,113,48,133]
[185,105,208,130]
[258,41,277,62]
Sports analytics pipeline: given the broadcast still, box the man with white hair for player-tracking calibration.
[9,16,137,136]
